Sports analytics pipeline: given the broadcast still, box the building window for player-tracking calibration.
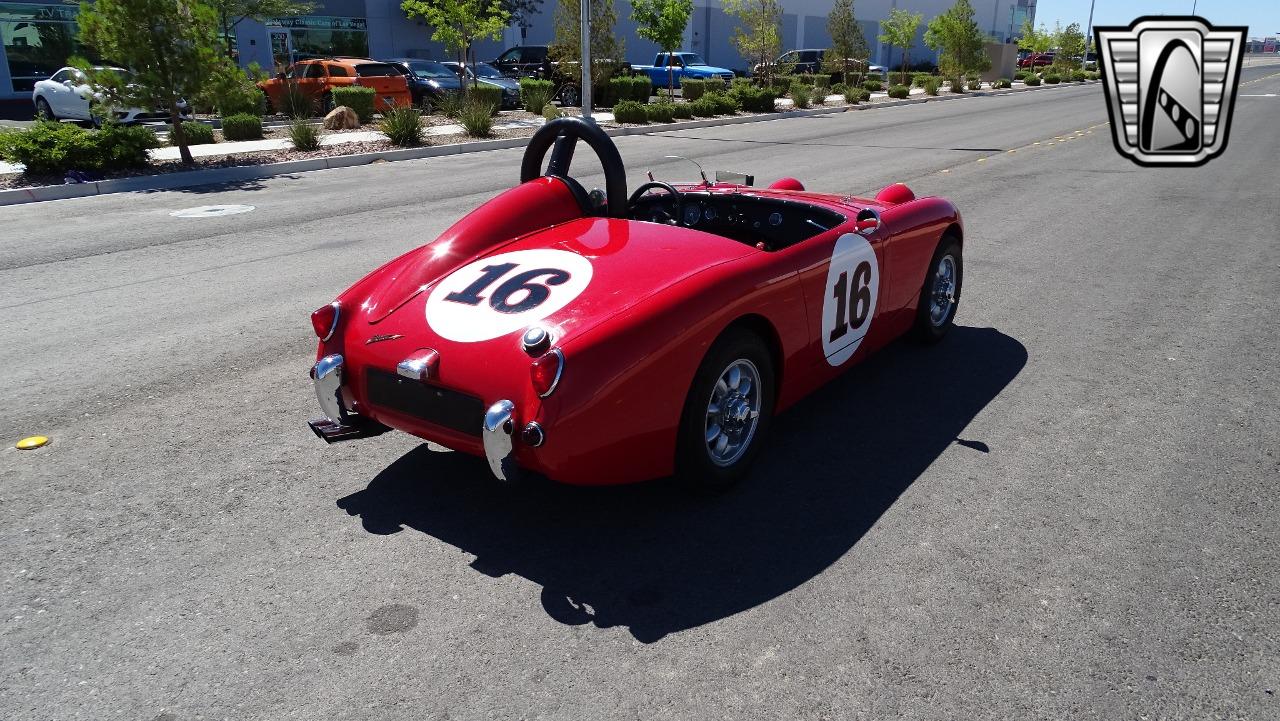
[265,16,368,62]
[1,2,88,93]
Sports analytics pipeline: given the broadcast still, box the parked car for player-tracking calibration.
[257,58,411,115]
[381,58,461,108]
[32,66,190,124]
[632,52,735,89]
[1018,52,1056,68]
[305,117,964,489]
[440,61,521,109]
[489,44,633,106]
[753,50,888,82]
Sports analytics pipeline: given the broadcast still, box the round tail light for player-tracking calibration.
[311,301,340,341]
[530,348,564,398]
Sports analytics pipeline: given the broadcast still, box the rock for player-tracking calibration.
[323,106,359,130]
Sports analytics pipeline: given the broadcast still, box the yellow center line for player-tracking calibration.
[1243,70,1280,85]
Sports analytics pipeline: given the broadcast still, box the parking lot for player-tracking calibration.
[2,67,1278,720]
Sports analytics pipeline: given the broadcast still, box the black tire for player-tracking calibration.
[910,235,963,343]
[559,84,580,107]
[34,97,54,121]
[675,327,776,491]
[321,92,334,114]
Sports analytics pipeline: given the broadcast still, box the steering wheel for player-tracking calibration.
[520,117,628,217]
[628,181,683,224]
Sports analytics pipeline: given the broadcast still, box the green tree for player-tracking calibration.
[550,0,625,88]
[205,0,316,60]
[924,0,990,87]
[722,0,782,87]
[402,0,508,91]
[878,8,923,78]
[825,0,869,87]
[77,0,223,165]
[631,0,692,95]
[1054,21,1086,70]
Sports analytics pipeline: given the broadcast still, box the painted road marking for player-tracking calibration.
[170,205,256,218]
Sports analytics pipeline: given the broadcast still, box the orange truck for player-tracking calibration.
[258,58,412,114]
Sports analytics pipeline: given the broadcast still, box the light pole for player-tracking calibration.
[580,0,593,120]
[1085,0,1096,52]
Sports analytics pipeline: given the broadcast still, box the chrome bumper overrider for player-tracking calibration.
[482,399,523,482]
[307,353,388,443]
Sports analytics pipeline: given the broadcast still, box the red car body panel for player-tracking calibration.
[315,177,961,485]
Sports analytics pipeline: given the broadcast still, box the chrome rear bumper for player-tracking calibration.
[482,400,523,482]
[307,354,389,443]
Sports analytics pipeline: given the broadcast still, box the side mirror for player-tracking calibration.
[275,72,285,80]
[855,209,881,236]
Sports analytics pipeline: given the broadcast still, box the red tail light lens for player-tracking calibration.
[311,301,340,341]
[530,348,564,398]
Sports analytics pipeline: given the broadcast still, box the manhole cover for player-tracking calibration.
[169,204,255,218]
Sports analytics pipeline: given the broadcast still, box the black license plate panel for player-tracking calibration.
[365,369,484,436]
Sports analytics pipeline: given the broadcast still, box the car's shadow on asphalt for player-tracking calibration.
[336,326,1027,642]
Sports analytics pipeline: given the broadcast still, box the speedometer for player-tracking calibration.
[683,203,702,226]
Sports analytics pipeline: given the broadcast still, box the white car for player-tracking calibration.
[32,66,188,124]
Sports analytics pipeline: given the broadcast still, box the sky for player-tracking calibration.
[1031,1,1280,39]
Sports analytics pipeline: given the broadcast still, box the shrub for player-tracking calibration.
[276,81,314,118]
[689,97,717,116]
[889,72,910,85]
[379,105,423,146]
[912,72,933,87]
[703,91,738,114]
[950,78,967,93]
[671,102,693,119]
[993,78,1012,89]
[467,84,503,115]
[1014,70,1030,81]
[542,103,562,121]
[1044,74,1061,84]
[862,79,883,92]
[0,120,159,175]
[790,85,811,109]
[612,99,648,123]
[458,95,494,136]
[924,77,940,96]
[769,77,791,94]
[730,77,754,93]
[221,113,263,141]
[1025,75,1042,86]
[288,119,320,150]
[95,122,160,169]
[1085,71,1100,80]
[519,78,555,113]
[645,102,675,123]
[887,84,910,99]
[629,74,653,102]
[437,92,465,119]
[681,78,707,101]
[169,121,215,145]
[332,86,376,123]
[203,64,266,117]
[811,74,830,90]
[731,85,777,112]
[965,72,980,81]
[830,82,847,96]
[1071,71,1088,82]
[968,79,982,91]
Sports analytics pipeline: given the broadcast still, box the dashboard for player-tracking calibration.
[632,191,847,250]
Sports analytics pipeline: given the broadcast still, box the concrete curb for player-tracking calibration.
[0,80,1098,207]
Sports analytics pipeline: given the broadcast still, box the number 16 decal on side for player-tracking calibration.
[820,233,880,366]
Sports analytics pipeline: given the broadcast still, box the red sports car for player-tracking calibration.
[308,118,963,488]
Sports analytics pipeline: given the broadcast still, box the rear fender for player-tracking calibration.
[880,197,963,315]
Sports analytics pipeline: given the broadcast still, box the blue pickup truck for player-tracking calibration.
[631,52,735,89]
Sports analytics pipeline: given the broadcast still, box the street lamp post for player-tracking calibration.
[1085,0,1096,51]
[580,0,593,120]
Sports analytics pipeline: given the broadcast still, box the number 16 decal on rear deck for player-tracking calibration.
[821,233,880,366]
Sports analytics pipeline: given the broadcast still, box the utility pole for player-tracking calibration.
[580,0,593,120]
[1085,0,1096,51]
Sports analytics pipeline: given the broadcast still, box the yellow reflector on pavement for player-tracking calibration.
[16,436,49,450]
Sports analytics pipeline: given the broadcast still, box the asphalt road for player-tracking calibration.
[2,67,1278,720]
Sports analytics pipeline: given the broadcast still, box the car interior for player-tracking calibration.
[627,185,846,251]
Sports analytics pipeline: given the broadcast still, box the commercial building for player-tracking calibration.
[1,0,1037,102]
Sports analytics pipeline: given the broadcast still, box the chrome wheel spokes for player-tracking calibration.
[703,358,763,467]
[929,254,957,326]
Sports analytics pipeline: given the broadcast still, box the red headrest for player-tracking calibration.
[768,177,805,191]
[874,183,916,205]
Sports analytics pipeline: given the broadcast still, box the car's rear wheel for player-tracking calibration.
[35,97,54,121]
[676,327,775,491]
[911,235,963,343]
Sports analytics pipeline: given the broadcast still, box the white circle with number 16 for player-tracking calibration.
[821,233,880,366]
[426,248,594,342]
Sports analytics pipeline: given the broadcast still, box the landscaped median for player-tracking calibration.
[0,73,1100,206]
